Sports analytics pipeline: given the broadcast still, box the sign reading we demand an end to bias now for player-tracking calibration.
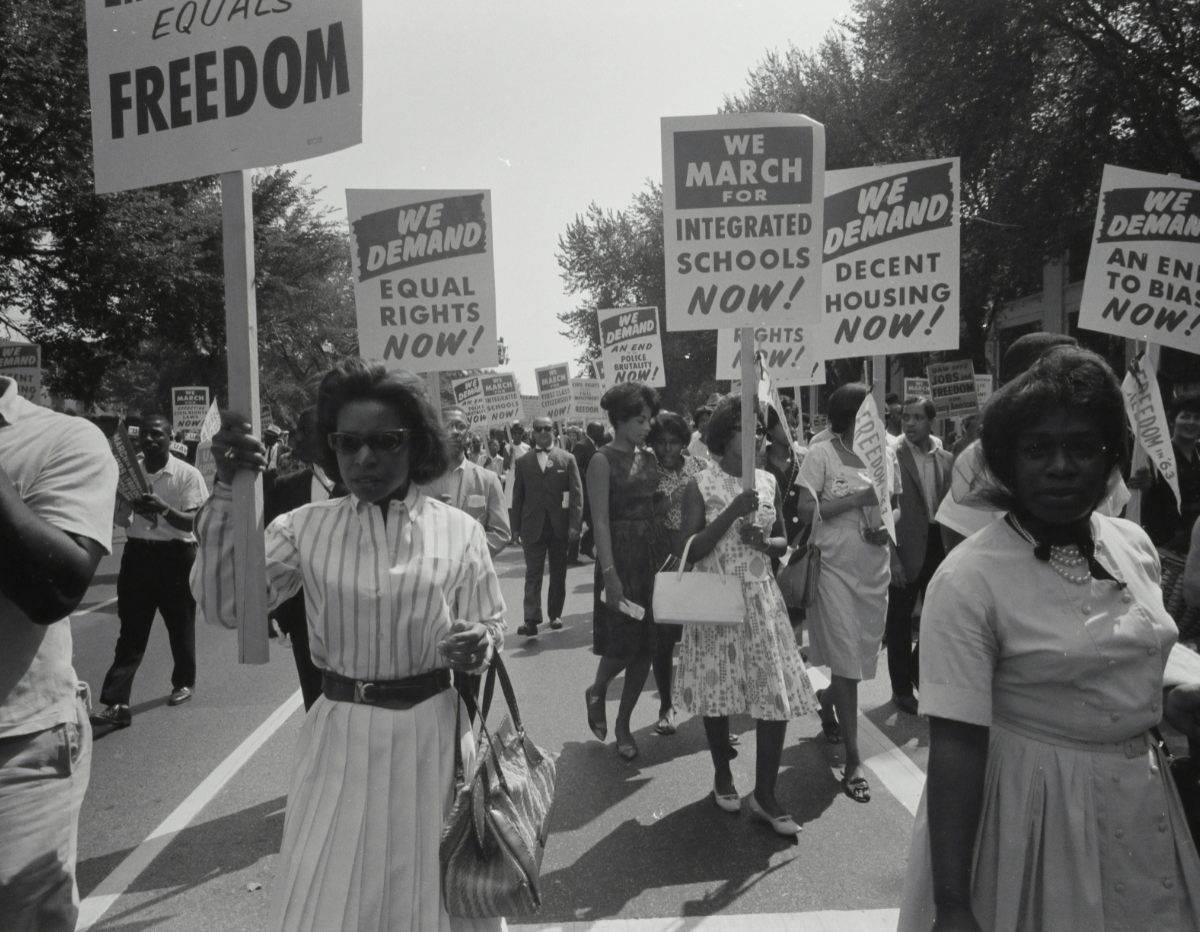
[662,113,825,331]
[85,0,363,193]
[1078,165,1200,355]
[348,190,498,374]
[813,159,960,360]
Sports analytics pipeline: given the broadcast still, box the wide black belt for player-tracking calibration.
[321,668,451,709]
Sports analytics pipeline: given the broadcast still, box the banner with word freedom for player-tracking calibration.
[597,306,666,386]
[662,113,825,331]
[851,393,895,543]
[85,0,362,194]
[535,364,572,420]
[1078,165,1200,356]
[0,343,41,403]
[172,386,210,439]
[1122,352,1180,510]
[715,327,825,386]
[814,159,960,360]
[927,360,978,417]
[348,189,498,373]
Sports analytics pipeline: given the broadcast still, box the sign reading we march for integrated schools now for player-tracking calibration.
[85,0,362,194]
[1078,165,1200,356]
[715,327,825,386]
[597,307,666,387]
[662,113,825,332]
[348,190,498,374]
[813,159,960,360]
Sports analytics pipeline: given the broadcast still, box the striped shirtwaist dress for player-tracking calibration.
[192,482,506,932]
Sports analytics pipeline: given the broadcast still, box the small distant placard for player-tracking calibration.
[927,360,978,417]
[0,343,41,403]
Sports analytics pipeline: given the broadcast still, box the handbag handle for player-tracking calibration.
[678,534,727,584]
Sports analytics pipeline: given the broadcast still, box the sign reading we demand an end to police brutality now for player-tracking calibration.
[85,0,363,193]
[1078,165,1200,355]
[814,159,960,360]
[597,307,666,387]
[662,113,825,331]
[348,190,498,373]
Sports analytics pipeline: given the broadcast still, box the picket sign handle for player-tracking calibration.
[221,170,269,665]
[739,326,756,493]
[427,371,442,424]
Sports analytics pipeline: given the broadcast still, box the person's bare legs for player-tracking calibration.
[753,719,789,817]
[614,653,652,747]
[592,656,626,699]
[829,674,864,781]
[703,716,735,795]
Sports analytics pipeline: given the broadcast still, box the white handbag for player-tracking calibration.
[652,535,745,626]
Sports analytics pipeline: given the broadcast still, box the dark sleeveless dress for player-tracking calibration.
[592,445,667,660]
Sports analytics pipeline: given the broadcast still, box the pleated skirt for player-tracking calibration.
[267,691,502,932]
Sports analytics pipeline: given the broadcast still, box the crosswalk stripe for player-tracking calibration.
[510,908,900,931]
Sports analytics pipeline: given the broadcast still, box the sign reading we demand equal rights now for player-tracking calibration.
[348,190,499,374]
[85,0,363,193]
[1078,165,1200,355]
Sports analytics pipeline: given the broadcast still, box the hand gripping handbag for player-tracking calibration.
[441,655,558,918]
[651,534,746,626]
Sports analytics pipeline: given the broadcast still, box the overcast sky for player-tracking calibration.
[298,0,853,391]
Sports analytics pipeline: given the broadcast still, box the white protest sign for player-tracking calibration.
[597,307,666,386]
[927,359,979,417]
[172,386,209,440]
[1079,165,1200,355]
[480,373,521,428]
[194,399,221,490]
[592,358,606,387]
[974,374,994,407]
[348,189,498,374]
[902,377,931,399]
[662,113,825,331]
[0,343,42,403]
[814,159,960,359]
[570,378,604,421]
[85,0,362,194]
[535,364,572,420]
[519,394,543,426]
[716,326,825,386]
[450,374,488,427]
[1122,352,1180,511]
[851,393,895,543]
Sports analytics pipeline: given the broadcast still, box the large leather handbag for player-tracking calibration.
[652,535,746,626]
[441,655,557,918]
[776,542,821,609]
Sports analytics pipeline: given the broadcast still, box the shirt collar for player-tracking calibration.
[904,435,933,456]
[349,481,423,521]
[0,378,26,426]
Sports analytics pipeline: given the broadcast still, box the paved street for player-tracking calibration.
[70,533,930,931]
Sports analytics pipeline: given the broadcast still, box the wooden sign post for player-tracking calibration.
[740,327,757,492]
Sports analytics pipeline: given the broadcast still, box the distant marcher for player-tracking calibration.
[586,383,666,760]
[92,415,207,728]
[263,423,283,470]
[689,401,715,462]
[503,422,530,542]
[763,405,809,555]
[884,392,903,449]
[0,376,117,930]
[569,420,604,563]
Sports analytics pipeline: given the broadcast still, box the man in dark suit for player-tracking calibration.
[567,420,604,563]
[512,416,583,635]
[886,396,954,713]
[263,408,341,710]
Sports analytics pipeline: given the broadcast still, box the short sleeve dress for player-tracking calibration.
[898,513,1200,931]
[672,463,817,720]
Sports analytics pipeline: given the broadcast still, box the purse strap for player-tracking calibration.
[678,534,727,583]
[452,654,525,791]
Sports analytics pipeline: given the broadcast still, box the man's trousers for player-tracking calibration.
[522,533,568,624]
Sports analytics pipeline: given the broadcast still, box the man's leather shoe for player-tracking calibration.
[168,686,194,706]
[893,693,919,715]
[90,705,131,728]
[517,622,538,636]
[549,618,563,630]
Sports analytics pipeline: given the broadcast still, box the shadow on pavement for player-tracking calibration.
[509,613,593,654]
[863,701,930,752]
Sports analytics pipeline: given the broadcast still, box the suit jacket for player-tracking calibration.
[417,458,511,556]
[512,446,583,544]
[894,440,954,581]
[572,435,598,518]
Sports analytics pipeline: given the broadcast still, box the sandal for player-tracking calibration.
[585,686,607,741]
[655,709,676,735]
[842,773,871,803]
[817,688,842,744]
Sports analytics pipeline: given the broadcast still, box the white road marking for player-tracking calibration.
[70,596,118,618]
[75,689,304,931]
[511,908,899,931]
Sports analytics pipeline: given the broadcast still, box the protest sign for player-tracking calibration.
[535,364,572,420]
[814,159,960,360]
[480,373,521,428]
[519,395,543,426]
[662,113,825,331]
[450,374,488,428]
[1122,352,1180,510]
[927,360,978,417]
[172,386,210,440]
[902,377,931,399]
[85,0,363,194]
[1078,166,1200,354]
[596,306,666,387]
[974,374,994,407]
[0,343,41,403]
[194,399,221,490]
[851,393,895,543]
[716,326,825,386]
[348,189,498,373]
[110,425,149,503]
[570,378,604,421]
[593,358,606,387]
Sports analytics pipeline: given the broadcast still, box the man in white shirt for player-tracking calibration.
[91,415,208,727]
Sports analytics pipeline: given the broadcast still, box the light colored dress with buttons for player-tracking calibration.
[899,513,1200,931]
[672,464,818,720]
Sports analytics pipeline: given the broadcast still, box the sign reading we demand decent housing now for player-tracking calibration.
[348,190,498,373]
[85,0,363,193]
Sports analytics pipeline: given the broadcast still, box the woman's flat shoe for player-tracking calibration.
[655,709,676,735]
[616,734,639,761]
[842,773,871,803]
[585,686,607,741]
[713,779,741,813]
[746,794,801,835]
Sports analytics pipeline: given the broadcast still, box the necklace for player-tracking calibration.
[1008,514,1091,585]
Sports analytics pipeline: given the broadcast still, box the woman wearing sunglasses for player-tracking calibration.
[191,359,505,932]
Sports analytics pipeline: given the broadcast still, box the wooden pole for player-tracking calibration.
[740,326,756,492]
[872,354,886,416]
[426,371,442,424]
[1124,339,1160,524]
[807,385,818,436]
[221,170,268,665]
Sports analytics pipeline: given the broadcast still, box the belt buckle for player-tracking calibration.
[354,681,375,704]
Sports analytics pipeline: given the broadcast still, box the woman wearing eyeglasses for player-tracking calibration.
[795,382,899,805]
[899,347,1200,932]
[192,359,505,932]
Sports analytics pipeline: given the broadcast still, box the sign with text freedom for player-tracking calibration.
[661,113,825,331]
[85,0,363,193]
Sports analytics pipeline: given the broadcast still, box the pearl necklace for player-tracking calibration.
[1008,515,1091,585]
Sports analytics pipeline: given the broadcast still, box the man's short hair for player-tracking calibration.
[901,396,938,422]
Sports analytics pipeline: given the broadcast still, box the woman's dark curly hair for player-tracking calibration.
[647,410,691,448]
[315,358,449,485]
[600,382,660,426]
[980,346,1127,510]
[705,394,763,456]
[827,383,870,435]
